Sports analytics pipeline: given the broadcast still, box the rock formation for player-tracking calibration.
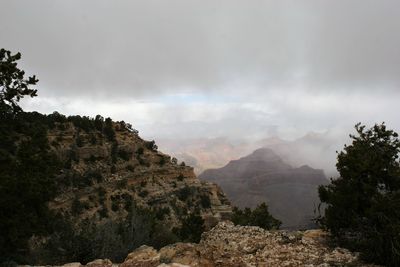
[46,119,231,230]
[31,221,379,267]
[199,148,329,229]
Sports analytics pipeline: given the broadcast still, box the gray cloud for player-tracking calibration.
[1,0,400,173]
[2,0,400,98]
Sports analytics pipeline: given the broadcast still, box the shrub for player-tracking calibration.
[318,123,400,266]
[177,213,204,243]
[145,140,158,151]
[111,165,116,174]
[177,174,184,181]
[98,207,108,218]
[159,157,166,166]
[90,134,97,145]
[136,147,144,155]
[103,118,115,141]
[231,203,281,230]
[71,198,84,215]
[83,169,103,184]
[176,186,193,201]
[116,178,128,189]
[94,115,104,131]
[118,149,131,161]
[138,190,149,198]
[111,200,119,212]
[76,135,83,147]
[97,187,107,204]
[111,142,118,164]
[155,207,170,220]
[200,194,211,209]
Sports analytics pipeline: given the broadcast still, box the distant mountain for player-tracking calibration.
[256,132,341,178]
[157,132,343,177]
[156,137,253,174]
[199,148,329,229]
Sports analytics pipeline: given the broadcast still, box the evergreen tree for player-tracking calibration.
[0,49,38,115]
[231,202,281,230]
[318,123,400,266]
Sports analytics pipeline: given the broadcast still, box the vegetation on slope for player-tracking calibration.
[0,49,223,265]
[318,123,400,266]
[231,202,281,230]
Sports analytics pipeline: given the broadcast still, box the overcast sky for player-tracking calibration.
[1,0,400,142]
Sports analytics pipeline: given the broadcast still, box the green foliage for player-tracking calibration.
[118,149,131,161]
[0,111,61,262]
[98,207,108,218]
[318,123,400,266]
[68,115,94,132]
[103,118,115,141]
[176,213,205,243]
[231,203,281,230]
[145,140,158,151]
[136,147,144,155]
[154,207,170,220]
[176,186,194,201]
[111,165,117,174]
[177,174,185,181]
[116,178,128,189]
[89,133,97,145]
[138,190,149,198]
[71,198,84,215]
[126,164,135,172]
[31,204,178,265]
[0,49,38,114]
[97,186,107,204]
[111,142,118,163]
[86,169,103,183]
[159,156,166,166]
[94,115,104,131]
[111,200,119,212]
[200,194,211,209]
[75,134,83,147]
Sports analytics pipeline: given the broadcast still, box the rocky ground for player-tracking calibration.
[24,221,381,267]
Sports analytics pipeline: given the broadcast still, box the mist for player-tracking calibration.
[1,0,400,175]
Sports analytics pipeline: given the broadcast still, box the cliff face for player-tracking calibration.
[199,148,329,229]
[46,119,231,230]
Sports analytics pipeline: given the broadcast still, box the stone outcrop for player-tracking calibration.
[37,221,379,267]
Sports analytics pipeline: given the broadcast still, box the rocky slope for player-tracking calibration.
[33,221,380,267]
[12,113,231,263]
[46,117,232,230]
[199,148,329,229]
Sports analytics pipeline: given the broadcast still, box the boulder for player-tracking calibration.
[121,245,160,267]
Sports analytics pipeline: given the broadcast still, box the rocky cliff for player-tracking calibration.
[46,117,231,230]
[7,113,231,264]
[29,221,380,267]
[199,148,329,229]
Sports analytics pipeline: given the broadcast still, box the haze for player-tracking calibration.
[1,0,399,175]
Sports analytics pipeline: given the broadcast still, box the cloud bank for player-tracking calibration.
[1,1,400,171]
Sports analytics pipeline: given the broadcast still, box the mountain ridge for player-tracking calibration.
[199,148,329,229]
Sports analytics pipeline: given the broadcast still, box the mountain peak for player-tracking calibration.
[243,148,282,162]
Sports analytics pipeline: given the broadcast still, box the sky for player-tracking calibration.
[1,0,400,145]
